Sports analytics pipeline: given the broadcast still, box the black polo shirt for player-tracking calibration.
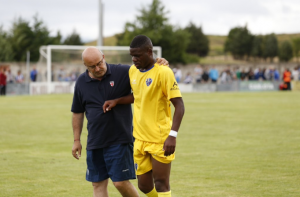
[71,63,133,150]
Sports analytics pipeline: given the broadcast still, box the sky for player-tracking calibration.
[0,0,300,42]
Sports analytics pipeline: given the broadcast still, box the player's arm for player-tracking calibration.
[163,97,185,156]
[72,112,84,160]
[103,93,134,113]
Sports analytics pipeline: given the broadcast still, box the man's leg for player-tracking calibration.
[151,157,172,197]
[113,180,139,197]
[92,179,109,197]
[137,170,158,197]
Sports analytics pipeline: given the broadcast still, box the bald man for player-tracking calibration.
[71,47,168,197]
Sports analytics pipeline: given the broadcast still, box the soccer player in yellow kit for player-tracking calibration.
[103,35,185,197]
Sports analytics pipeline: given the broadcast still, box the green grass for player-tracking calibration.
[0,92,300,196]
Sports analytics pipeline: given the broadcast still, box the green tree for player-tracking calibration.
[9,17,34,61]
[224,26,253,59]
[251,35,264,60]
[117,0,190,64]
[63,29,83,45]
[184,22,209,57]
[278,40,293,62]
[262,33,278,62]
[0,26,13,61]
[8,15,62,62]
[292,37,300,63]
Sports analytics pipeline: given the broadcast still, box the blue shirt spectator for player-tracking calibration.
[30,68,38,82]
[209,67,219,82]
[274,69,280,81]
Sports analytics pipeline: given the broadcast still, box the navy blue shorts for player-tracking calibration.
[86,143,136,182]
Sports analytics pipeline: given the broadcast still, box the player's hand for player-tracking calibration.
[156,58,169,67]
[163,136,176,156]
[72,141,82,160]
[103,99,117,113]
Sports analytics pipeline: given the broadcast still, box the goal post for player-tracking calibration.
[37,45,162,94]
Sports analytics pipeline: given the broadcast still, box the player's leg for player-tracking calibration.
[113,180,139,197]
[137,170,155,194]
[105,143,139,197]
[92,179,109,197]
[151,157,172,196]
[134,139,158,197]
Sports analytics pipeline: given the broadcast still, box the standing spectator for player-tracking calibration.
[15,70,24,83]
[220,69,232,83]
[30,67,38,82]
[6,68,14,83]
[201,67,209,83]
[234,66,241,80]
[247,68,255,80]
[240,69,247,81]
[174,68,182,83]
[273,68,280,81]
[264,67,272,80]
[255,68,265,81]
[183,72,193,84]
[209,66,219,83]
[292,66,299,81]
[0,68,7,96]
[194,65,203,83]
[282,68,292,90]
[70,69,78,81]
[57,67,66,81]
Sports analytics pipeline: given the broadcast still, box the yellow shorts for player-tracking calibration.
[134,138,175,175]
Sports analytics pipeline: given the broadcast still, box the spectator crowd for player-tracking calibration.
[172,65,300,88]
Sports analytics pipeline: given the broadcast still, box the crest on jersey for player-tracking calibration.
[146,78,153,86]
[135,163,138,170]
[110,81,114,87]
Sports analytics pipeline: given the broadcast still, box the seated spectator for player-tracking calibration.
[174,68,182,83]
[201,68,209,83]
[183,72,193,84]
[194,65,203,83]
[15,70,24,83]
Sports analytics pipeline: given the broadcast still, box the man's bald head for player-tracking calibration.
[82,47,103,65]
[82,47,107,80]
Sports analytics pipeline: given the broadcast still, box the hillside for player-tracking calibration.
[85,33,300,62]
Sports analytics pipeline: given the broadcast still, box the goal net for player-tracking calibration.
[32,45,162,95]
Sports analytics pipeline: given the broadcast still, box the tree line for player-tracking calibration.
[0,15,83,62]
[224,26,300,63]
[1,0,299,64]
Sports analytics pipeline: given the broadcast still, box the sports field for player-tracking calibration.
[0,92,299,197]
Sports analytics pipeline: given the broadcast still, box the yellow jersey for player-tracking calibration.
[129,63,182,143]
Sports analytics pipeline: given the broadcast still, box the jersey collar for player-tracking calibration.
[139,65,154,73]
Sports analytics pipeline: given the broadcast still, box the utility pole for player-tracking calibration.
[98,0,104,46]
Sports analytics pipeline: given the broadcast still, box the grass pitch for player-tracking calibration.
[0,92,299,197]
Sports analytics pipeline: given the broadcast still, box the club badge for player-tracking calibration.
[146,78,153,86]
[110,81,114,87]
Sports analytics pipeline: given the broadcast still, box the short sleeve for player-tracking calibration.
[71,82,85,113]
[160,66,182,100]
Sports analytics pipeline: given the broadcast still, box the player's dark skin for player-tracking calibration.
[103,45,185,193]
